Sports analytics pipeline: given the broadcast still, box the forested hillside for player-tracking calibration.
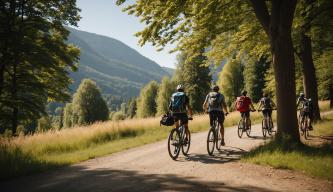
[68,28,169,97]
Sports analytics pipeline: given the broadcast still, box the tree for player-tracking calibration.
[173,51,211,113]
[292,0,333,121]
[136,81,159,118]
[156,77,175,116]
[117,0,300,141]
[0,0,80,135]
[243,57,270,103]
[63,79,109,127]
[126,98,137,118]
[316,50,333,107]
[218,58,244,109]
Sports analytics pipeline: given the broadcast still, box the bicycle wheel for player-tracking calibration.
[216,124,222,151]
[304,117,309,140]
[268,118,274,136]
[237,119,244,138]
[182,129,191,156]
[207,128,215,156]
[246,119,251,137]
[168,128,181,160]
[262,119,267,138]
[300,118,305,136]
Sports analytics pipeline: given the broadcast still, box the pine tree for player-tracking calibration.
[136,81,159,118]
[173,51,211,113]
[243,57,270,103]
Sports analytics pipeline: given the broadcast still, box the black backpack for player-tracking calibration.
[170,92,186,112]
[262,97,271,109]
[160,113,174,126]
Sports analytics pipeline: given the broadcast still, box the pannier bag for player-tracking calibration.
[160,113,174,126]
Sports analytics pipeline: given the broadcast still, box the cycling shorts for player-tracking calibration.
[262,109,272,118]
[209,110,225,127]
[240,111,250,118]
[171,112,188,125]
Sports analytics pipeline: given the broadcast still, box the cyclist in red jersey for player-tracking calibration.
[235,90,256,129]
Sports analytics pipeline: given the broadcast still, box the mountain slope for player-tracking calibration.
[67,28,169,98]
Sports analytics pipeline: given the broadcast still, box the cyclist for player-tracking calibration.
[235,90,256,129]
[297,92,313,130]
[202,85,229,146]
[257,92,276,119]
[169,84,193,143]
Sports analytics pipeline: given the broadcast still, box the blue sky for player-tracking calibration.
[74,0,177,69]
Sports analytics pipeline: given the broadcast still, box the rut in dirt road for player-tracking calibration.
[2,124,333,192]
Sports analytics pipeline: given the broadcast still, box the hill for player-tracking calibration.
[67,28,169,98]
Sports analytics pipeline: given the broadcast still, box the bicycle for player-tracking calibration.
[207,113,228,156]
[298,110,310,139]
[237,111,254,138]
[167,117,193,160]
[258,109,276,138]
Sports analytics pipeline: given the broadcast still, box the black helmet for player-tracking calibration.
[241,90,247,96]
[176,84,184,91]
[212,85,219,91]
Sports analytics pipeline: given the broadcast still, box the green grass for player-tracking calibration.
[243,113,333,180]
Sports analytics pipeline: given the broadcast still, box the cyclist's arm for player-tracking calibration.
[187,104,193,117]
[258,100,262,110]
[221,99,228,114]
[202,95,208,111]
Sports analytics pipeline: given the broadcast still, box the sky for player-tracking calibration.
[74,0,177,69]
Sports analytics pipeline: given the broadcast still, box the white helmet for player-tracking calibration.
[176,84,184,91]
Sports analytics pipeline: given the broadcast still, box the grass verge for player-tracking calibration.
[243,113,333,180]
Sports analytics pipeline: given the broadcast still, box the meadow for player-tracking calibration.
[0,100,331,180]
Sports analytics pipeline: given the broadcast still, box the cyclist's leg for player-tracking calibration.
[246,111,250,129]
[182,113,189,140]
[308,111,313,130]
[218,111,225,145]
[209,112,214,128]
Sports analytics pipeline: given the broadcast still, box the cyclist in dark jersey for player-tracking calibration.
[297,92,313,130]
[258,92,276,118]
[202,85,229,146]
[169,84,193,142]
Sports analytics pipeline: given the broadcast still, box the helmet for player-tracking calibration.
[263,92,268,97]
[176,84,184,91]
[300,92,305,97]
[241,90,247,96]
[212,85,219,91]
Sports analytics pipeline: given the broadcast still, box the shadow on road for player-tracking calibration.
[182,146,248,164]
[2,165,275,192]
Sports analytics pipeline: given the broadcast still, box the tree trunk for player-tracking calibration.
[0,64,4,95]
[299,33,321,122]
[330,84,333,109]
[251,0,299,142]
[11,62,18,135]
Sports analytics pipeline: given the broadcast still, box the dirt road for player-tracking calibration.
[2,124,333,192]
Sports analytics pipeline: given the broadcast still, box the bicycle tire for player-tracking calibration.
[216,124,222,151]
[182,130,191,156]
[237,119,244,138]
[268,118,274,136]
[262,119,267,138]
[168,128,181,160]
[207,128,215,156]
[304,117,309,140]
[246,119,251,137]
